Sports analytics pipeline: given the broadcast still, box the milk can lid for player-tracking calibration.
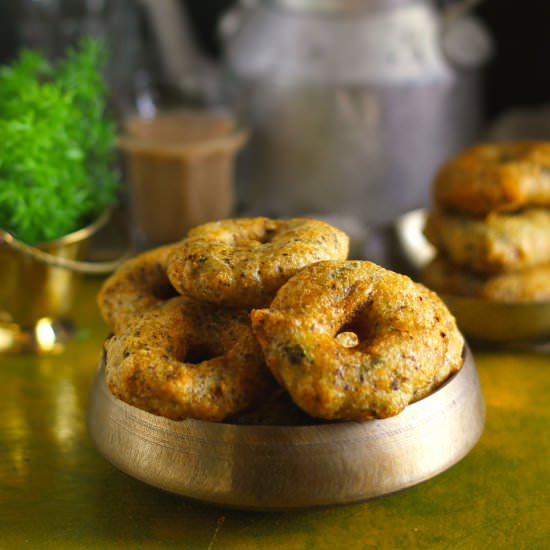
[267,0,417,14]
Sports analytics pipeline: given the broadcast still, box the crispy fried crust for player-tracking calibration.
[424,208,550,274]
[251,261,463,421]
[97,244,178,333]
[434,141,550,215]
[104,295,276,421]
[166,217,349,308]
[422,256,550,303]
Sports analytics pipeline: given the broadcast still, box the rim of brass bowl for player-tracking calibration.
[0,208,127,275]
[39,207,112,248]
[87,346,484,511]
[0,207,110,250]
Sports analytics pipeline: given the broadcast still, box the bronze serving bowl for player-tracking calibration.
[87,347,484,510]
[0,209,122,353]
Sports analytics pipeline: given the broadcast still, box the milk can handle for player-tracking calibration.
[440,0,484,22]
[439,0,492,69]
[219,0,259,45]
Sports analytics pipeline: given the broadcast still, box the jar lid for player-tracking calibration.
[267,0,418,14]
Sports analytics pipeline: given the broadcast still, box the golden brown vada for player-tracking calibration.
[251,261,463,421]
[97,244,178,333]
[422,256,550,303]
[424,208,550,274]
[105,295,276,421]
[166,217,349,308]
[434,141,550,215]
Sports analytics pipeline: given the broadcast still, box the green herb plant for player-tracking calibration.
[0,37,119,244]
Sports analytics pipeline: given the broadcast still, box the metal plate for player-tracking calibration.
[87,348,484,510]
[440,294,550,346]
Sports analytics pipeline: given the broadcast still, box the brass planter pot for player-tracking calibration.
[0,210,120,353]
[88,347,484,510]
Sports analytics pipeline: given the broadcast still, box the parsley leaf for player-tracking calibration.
[0,37,119,244]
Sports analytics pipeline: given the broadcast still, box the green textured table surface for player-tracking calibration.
[1,277,549,550]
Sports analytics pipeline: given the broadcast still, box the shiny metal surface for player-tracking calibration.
[0,211,113,353]
[268,0,412,13]
[223,0,489,227]
[88,348,484,510]
[0,210,110,328]
[441,296,550,346]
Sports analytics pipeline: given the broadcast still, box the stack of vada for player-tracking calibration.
[423,141,550,303]
[98,216,464,424]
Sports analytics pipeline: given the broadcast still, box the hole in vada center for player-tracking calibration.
[153,282,180,301]
[257,227,276,244]
[336,310,372,349]
[184,343,220,364]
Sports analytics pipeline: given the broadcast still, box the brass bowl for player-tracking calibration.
[87,348,484,510]
[0,210,115,353]
[0,212,109,325]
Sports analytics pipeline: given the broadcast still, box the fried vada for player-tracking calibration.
[251,260,464,421]
[166,217,349,308]
[434,141,550,215]
[422,256,550,303]
[97,244,178,333]
[424,208,550,274]
[105,295,276,421]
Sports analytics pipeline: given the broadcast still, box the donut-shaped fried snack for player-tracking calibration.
[105,295,275,421]
[97,244,178,333]
[434,141,550,215]
[166,217,349,308]
[422,256,550,303]
[251,261,464,421]
[424,208,550,274]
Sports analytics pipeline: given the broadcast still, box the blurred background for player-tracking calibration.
[2,0,548,120]
[1,0,550,343]
[1,0,549,259]
[177,0,550,122]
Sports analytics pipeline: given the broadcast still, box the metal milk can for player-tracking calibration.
[221,0,491,229]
